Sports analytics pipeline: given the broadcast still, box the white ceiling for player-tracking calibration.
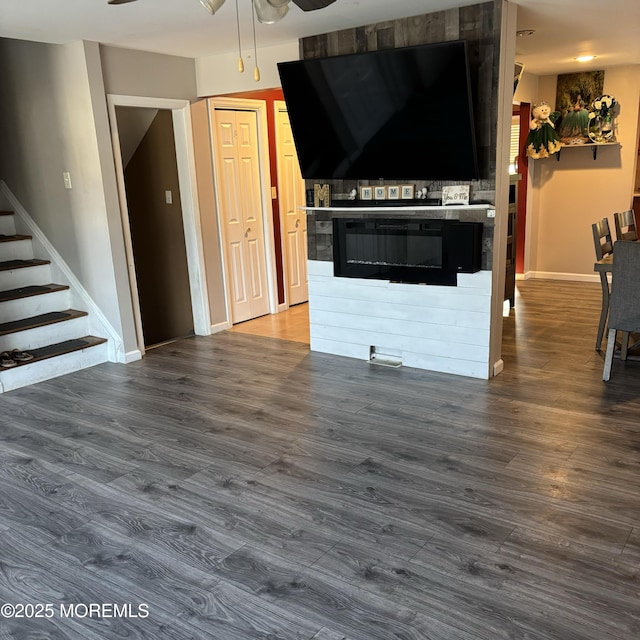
[0,0,638,75]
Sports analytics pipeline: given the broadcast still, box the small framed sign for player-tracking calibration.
[442,185,470,206]
[387,186,400,200]
[359,186,373,200]
[374,186,387,200]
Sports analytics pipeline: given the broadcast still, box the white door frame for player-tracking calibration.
[107,95,211,356]
[274,99,310,311]
[208,97,279,321]
[274,100,291,311]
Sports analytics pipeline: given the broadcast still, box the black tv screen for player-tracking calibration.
[277,40,479,181]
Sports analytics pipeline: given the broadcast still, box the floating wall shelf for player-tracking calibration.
[554,142,621,161]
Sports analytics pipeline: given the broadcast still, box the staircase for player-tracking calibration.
[0,210,108,393]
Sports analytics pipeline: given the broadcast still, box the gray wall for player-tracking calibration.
[0,38,132,347]
[0,38,200,357]
[100,45,197,99]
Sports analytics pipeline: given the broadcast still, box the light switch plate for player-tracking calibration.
[165,190,173,204]
[63,172,72,190]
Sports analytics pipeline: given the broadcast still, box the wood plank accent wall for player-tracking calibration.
[301,2,502,263]
[300,1,501,181]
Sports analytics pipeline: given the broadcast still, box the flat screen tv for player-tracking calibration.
[277,40,479,181]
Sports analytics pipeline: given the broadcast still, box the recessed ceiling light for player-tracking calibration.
[575,55,597,62]
[516,30,536,37]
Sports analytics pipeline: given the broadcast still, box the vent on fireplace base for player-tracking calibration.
[369,346,402,368]
[333,218,483,286]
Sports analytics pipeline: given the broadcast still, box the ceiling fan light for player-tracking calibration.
[253,0,288,23]
[200,0,226,14]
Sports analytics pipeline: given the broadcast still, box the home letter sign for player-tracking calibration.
[314,183,331,207]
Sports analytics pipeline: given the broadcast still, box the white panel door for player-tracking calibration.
[214,109,270,324]
[275,103,308,307]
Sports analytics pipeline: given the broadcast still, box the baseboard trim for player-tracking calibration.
[210,321,231,334]
[524,270,600,284]
[124,349,143,363]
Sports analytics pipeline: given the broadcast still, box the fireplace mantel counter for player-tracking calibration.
[303,204,493,213]
[305,202,495,379]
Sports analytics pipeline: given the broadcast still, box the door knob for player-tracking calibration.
[295,219,300,228]
[245,227,251,237]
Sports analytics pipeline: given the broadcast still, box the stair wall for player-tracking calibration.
[1,181,124,362]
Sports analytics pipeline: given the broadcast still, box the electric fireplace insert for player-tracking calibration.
[333,218,483,286]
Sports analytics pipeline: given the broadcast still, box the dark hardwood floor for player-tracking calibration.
[0,279,639,639]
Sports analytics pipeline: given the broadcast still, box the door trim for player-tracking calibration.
[274,100,290,311]
[273,99,309,310]
[208,97,279,322]
[107,95,211,355]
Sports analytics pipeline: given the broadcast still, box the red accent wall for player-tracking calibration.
[515,103,530,274]
[221,88,286,304]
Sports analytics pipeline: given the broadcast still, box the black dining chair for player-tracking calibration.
[592,218,614,350]
[592,217,614,261]
[613,209,638,242]
[602,241,640,381]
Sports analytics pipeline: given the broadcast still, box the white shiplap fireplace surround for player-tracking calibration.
[305,204,495,379]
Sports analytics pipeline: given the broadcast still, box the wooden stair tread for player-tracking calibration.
[0,283,70,303]
[0,259,50,271]
[0,234,31,243]
[0,336,107,370]
[0,309,87,336]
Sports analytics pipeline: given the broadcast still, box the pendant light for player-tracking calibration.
[200,0,226,13]
[235,0,244,72]
[251,0,260,81]
[253,0,289,24]
[195,0,293,82]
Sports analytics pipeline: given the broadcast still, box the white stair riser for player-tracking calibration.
[0,341,108,393]
[0,264,52,290]
[0,194,111,391]
[0,290,71,324]
[0,216,16,236]
[0,315,88,352]
[0,239,34,261]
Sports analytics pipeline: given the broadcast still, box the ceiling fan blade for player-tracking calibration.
[290,0,336,10]
[107,0,139,4]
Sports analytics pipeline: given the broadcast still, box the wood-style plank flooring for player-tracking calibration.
[229,302,310,343]
[0,279,639,639]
